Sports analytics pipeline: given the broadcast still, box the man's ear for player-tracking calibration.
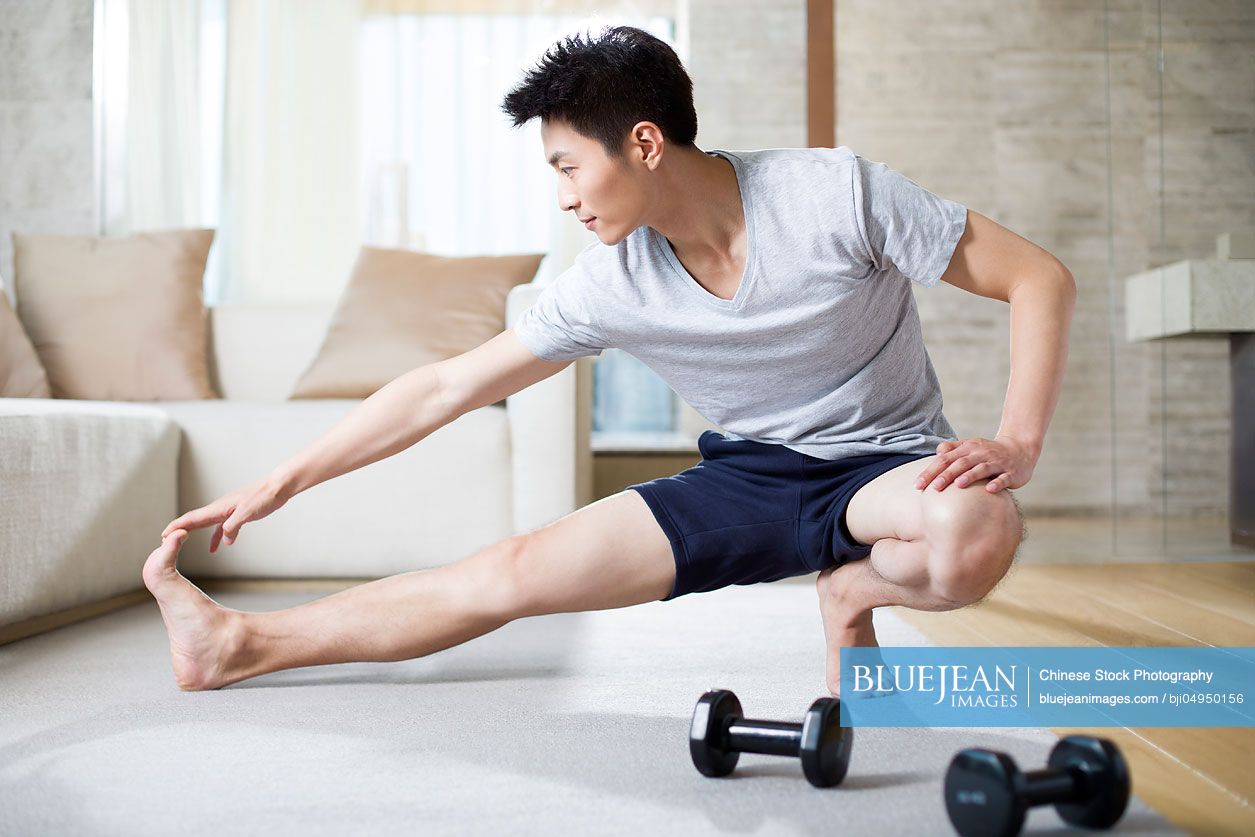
[629,121,665,170]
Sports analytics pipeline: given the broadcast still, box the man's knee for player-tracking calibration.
[464,534,532,619]
[924,488,1024,606]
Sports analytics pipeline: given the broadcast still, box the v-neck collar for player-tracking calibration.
[651,149,756,310]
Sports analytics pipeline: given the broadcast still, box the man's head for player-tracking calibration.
[500,25,699,244]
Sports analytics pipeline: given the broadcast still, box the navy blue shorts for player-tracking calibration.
[628,430,934,601]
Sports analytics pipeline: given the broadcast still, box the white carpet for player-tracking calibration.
[0,579,1181,835]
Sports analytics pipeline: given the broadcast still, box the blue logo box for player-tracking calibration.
[839,646,1255,727]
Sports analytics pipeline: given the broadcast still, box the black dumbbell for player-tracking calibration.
[688,688,853,788]
[944,735,1130,837]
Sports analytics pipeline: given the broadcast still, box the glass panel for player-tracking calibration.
[593,350,676,433]
[1157,1,1253,559]
[1107,0,1255,560]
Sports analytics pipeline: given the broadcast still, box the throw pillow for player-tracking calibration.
[0,285,52,398]
[289,246,544,403]
[12,228,218,400]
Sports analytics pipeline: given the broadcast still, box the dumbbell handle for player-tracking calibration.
[725,718,802,757]
[1022,766,1085,805]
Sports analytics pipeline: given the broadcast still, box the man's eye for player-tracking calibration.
[561,168,573,177]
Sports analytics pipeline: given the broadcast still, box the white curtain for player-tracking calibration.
[358,5,677,284]
[101,0,682,297]
[123,1,214,229]
[97,0,225,293]
[98,1,222,231]
[102,0,679,299]
[220,0,363,303]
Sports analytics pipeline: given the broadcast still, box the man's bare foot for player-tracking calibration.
[142,530,247,691]
[816,562,879,697]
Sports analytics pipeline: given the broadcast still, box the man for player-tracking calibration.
[146,26,1073,694]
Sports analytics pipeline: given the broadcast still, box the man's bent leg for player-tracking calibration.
[818,454,1026,694]
[144,490,676,691]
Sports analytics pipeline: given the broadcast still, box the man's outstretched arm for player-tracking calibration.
[914,209,1077,494]
[163,327,574,547]
[271,328,573,498]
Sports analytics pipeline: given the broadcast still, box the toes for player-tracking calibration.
[144,530,187,585]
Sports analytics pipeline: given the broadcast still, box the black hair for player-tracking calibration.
[500,24,698,161]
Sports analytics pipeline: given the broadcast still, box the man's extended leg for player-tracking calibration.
[143,489,677,691]
[817,453,1026,695]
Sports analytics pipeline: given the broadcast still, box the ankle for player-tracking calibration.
[817,564,872,622]
[220,610,256,679]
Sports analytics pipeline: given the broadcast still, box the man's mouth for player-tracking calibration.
[583,217,597,229]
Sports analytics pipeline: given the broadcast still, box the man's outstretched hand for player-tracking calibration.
[161,476,291,552]
[913,436,1038,494]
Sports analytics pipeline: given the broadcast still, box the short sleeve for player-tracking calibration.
[849,153,968,288]
[512,260,608,361]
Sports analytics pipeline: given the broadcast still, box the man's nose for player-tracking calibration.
[558,188,578,213]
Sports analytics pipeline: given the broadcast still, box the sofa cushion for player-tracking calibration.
[289,247,544,400]
[12,228,218,401]
[0,398,179,627]
[0,288,51,398]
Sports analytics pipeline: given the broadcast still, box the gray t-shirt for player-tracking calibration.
[513,145,968,460]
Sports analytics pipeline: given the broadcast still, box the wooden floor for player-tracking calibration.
[896,560,1255,836]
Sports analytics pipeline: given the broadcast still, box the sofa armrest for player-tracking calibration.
[0,399,179,631]
[504,283,595,535]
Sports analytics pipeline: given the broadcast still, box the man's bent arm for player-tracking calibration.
[995,266,1076,458]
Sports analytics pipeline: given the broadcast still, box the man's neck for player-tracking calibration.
[645,148,744,267]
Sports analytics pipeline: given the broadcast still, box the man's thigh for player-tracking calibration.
[844,453,1000,547]
[512,489,676,616]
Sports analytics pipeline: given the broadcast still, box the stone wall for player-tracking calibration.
[0,0,96,302]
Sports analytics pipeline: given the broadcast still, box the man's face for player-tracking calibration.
[540,119,645,245]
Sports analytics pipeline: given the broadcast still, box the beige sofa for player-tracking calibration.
[0,283,594,632]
